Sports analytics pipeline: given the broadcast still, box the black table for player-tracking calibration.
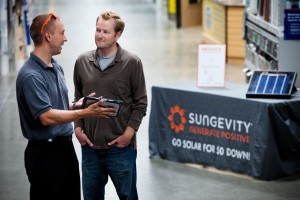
[149,81,300,180]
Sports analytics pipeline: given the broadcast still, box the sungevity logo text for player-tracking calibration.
[168,105,252,161]
[168,105,252,143]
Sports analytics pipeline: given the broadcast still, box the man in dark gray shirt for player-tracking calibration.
[73,11,147,200]
[16,13,116,200]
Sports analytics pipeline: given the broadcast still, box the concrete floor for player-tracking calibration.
[1,0,300,199]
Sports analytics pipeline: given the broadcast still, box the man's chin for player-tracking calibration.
[96,43,106,48]
[53,50,62,56]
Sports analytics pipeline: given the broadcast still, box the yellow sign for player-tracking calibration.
[168,0,176,14]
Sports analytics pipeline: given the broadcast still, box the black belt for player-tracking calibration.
[30,135,72,143]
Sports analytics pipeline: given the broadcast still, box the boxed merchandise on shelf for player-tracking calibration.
[245,21,278,59]
[246,0,285,27]
[245,43,277,72]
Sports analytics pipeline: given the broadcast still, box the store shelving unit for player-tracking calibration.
[244,0,300,87]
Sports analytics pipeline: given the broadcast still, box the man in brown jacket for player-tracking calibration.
[73,11,147,200]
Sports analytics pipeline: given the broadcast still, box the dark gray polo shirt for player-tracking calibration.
[16,52,73,140]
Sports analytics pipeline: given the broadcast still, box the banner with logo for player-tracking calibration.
[149,84,300,180]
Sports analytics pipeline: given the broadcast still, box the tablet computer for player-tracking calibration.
[81,96,123,117]
[246,71,297,99]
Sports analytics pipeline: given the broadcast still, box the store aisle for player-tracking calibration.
[0,0,300,200]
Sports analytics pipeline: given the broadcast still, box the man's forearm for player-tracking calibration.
[39,108,89,126]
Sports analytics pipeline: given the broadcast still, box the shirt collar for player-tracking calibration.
[30,52,57,69]
[92,43,123,63]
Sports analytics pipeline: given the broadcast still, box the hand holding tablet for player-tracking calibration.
[81,96,123,117]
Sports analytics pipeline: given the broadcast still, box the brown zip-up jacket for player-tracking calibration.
[73,44,147,149]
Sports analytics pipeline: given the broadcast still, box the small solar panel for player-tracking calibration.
[246,71,297,99]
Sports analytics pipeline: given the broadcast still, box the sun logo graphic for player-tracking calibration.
[168,105,187,133]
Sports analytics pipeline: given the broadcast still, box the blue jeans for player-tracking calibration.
[81,144,138,200]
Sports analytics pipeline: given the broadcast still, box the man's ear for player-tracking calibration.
[45,32,51,42]
[115,31,122,40]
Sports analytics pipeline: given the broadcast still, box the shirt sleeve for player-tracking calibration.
[22,75,52,119]
[127,58,148,131]
[73,59,84,129]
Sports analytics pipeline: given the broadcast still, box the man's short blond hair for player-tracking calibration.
[96,11,125,33]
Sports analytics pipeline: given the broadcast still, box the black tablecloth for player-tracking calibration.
[149,81,300,180]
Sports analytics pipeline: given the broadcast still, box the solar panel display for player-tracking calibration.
[246,71,297,99]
